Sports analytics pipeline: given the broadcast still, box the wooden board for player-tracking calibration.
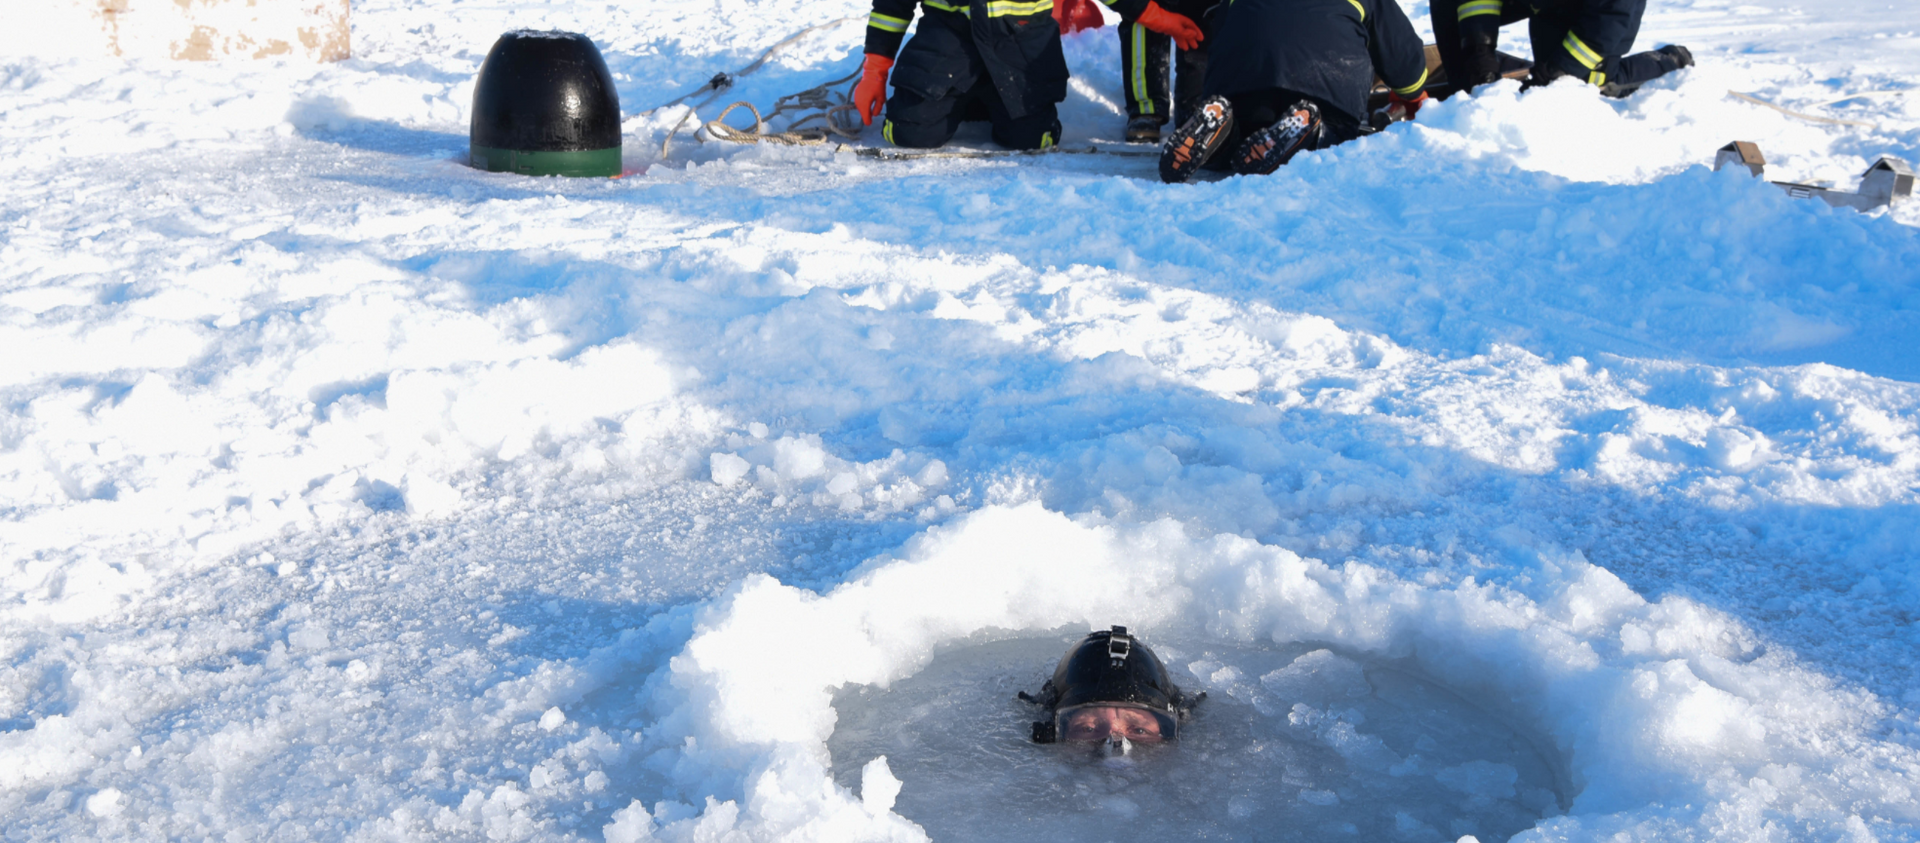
[1367,46,1533,109]
[5,0,348,61]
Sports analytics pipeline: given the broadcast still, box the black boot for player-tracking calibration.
[1656,44,1695,70]
[1159,96,1235,184]
[1126,115,1165,143]
[1600,44,1694,97]
[1229,101,1322,176]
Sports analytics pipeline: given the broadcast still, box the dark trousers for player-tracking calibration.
[1431,0,1667,95]
[884,75,1062,150]
[1118,0,1220,125]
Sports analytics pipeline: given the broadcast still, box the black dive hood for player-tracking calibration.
[1022,626,1202,743]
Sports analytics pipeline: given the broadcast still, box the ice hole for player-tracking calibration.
[829,635,1570,843]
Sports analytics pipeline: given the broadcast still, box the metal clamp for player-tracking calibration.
[1713,140,1913,212]
[1107,626,1131,666]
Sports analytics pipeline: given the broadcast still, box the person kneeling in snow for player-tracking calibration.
[1158,0,1430,182]
[1112,0,1223,144]
[1431,0,1692,99]
[851,0,1204,150]
[1020,626,1203,754]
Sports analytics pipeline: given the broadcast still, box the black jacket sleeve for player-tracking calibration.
[864,0,919,58]
[1368,0,1429,95]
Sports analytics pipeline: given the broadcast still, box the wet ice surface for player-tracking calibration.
[830,636,1567,843]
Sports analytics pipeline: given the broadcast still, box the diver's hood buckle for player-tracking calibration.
[1106,626,1131,667]
[1031,719,1057,743]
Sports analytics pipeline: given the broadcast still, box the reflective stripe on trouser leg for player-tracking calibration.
[1132,23,1153,115]
[1119,21,1171,119]
[1562,30,1604,70]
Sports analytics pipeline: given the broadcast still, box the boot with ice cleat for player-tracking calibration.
[1229,100,1321,176]
[1158,95,1235,184]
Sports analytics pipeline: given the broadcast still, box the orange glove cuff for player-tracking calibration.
[1137,2,1204,51]
[854,53,896,127]
[1387,89,1429,120]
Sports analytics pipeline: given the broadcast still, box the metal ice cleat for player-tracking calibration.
[1713,141,1914,212]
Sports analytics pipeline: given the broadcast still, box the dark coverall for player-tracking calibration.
[1115,0,1222,128]
[865,0,1082,149]
[1202,0,1428,147]
[1431,0,1671,95]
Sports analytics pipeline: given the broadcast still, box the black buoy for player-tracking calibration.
[470,30,622,178]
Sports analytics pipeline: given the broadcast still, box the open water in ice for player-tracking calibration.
[829,635,1570,843]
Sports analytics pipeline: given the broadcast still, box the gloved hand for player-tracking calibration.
[1458,14,1501,88]
[1053,0,1106,35]
[853,53,894,126]
[1521,62,1564,91]
[1387,89,1428,121]
[1137,1,1204,51]
[1369,89,1429,130]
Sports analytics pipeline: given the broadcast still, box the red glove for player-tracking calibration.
[1137,1,1203,51]
[853,53,894,126]
[1387,89,1428,121]
[1053,0,1106,34]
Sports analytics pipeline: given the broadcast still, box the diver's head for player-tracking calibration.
[1061,705,1166,743]
[1028,626,1193,743]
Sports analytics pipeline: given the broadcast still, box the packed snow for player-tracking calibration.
[2,0,1918,840]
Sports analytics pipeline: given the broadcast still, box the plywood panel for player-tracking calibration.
[2,0,349,61]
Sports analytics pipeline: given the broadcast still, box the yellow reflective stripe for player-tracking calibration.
[1457,0,1501,20]
[1562,31,1603,69]
[1130,24,1154,115]
[884,119,895,145]
[1392,67,1429,96]
[1588,70,1606,86]
[1345,0,1365,20]
[985,0,1051,15]
[910,0,1054,22]
[868,11,911,31]
[1040,131,1054,148]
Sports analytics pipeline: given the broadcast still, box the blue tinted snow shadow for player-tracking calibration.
[380,239,1920,709]
[617,134,1920,383]
[290,111,469,160]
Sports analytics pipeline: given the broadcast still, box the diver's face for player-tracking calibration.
[1061,706,1165,743]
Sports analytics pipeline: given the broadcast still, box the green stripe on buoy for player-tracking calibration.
[470,146,622,178]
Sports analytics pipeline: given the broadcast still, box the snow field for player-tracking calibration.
[2,0,1919,839]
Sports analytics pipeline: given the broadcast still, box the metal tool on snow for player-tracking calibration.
[1713,141,1914,212]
